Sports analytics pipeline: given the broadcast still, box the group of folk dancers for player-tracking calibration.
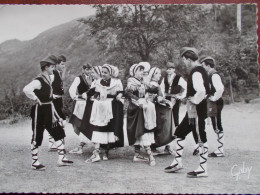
[23,47,225,178]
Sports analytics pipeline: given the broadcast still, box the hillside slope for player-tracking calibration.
[0,19,104,99]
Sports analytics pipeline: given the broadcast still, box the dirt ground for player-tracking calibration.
[0,100,260,193]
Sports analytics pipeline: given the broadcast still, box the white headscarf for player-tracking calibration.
[93,65,102,77]
[147,67,160,83]
[113,66,119,78]
[129,64,144,77]
[139,62,151,73]
[102,64,119,78]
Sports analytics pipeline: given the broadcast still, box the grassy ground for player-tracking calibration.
[0,100,260,193]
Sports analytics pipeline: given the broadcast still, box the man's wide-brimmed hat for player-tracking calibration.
[40,55,57,68]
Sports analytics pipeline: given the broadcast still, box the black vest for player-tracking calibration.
[34,76,53,103]
[77,75,90,95]
[52,70,64,95]
[164,74,181,94]
[209,71,224,95]
[186,66,210,98]
[209,71,224,103]
[186,66,210,119]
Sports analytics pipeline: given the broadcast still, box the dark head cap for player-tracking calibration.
[166,62,175,69]
[180,47,198,58]
[40,55,57,68]
[199,56,215,65]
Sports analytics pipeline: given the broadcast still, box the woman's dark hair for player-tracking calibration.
[102,66,112,75]
[136,65,144,71]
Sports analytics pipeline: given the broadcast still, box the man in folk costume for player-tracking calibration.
[70,65,104,155]
[69,63,93,154]
[48,55,67,151]
[164,47,210,178]
[23,55,73,170]
[200,56,225,157]
[161,62,187,127]
[151,62,187,155]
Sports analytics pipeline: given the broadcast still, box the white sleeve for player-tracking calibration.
[117,79,123,91]
[209,74,224,101]
[176,77,187,99]
[190,72,206,104]
[69,77,80,100]
[23,80,42,101]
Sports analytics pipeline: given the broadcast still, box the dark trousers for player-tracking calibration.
[172,100,180,126]
[53,97,66,120]
[210,99,224,132]
[31,104,66,147]
[174,113,207,144]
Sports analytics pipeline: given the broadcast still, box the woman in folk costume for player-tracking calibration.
[125,63,160,166]
[151,62,187,155]
[68,63,93,154]
[139,62,151,85]
[69,65,103,154]
[147,67,176,154]
[86,64,124,163]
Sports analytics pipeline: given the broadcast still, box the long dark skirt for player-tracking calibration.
[81,99,124,148]
[109,99,124,148]
[78,100,96,140]
[127,102,175,147]
[127,102,148,145]
[69,100,84,134]
[153,103,175,147]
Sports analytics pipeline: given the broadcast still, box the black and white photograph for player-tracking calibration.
[0,3,259,193]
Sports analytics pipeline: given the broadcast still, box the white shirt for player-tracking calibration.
[209,74,224,101]
[160,74,187,99]
[23,74,54,101]
[69,74,92,100]
[189,72,206,105]
[69,77,81,100]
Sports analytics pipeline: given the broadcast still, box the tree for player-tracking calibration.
[77,4,258,103]
[79,5,206,64]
